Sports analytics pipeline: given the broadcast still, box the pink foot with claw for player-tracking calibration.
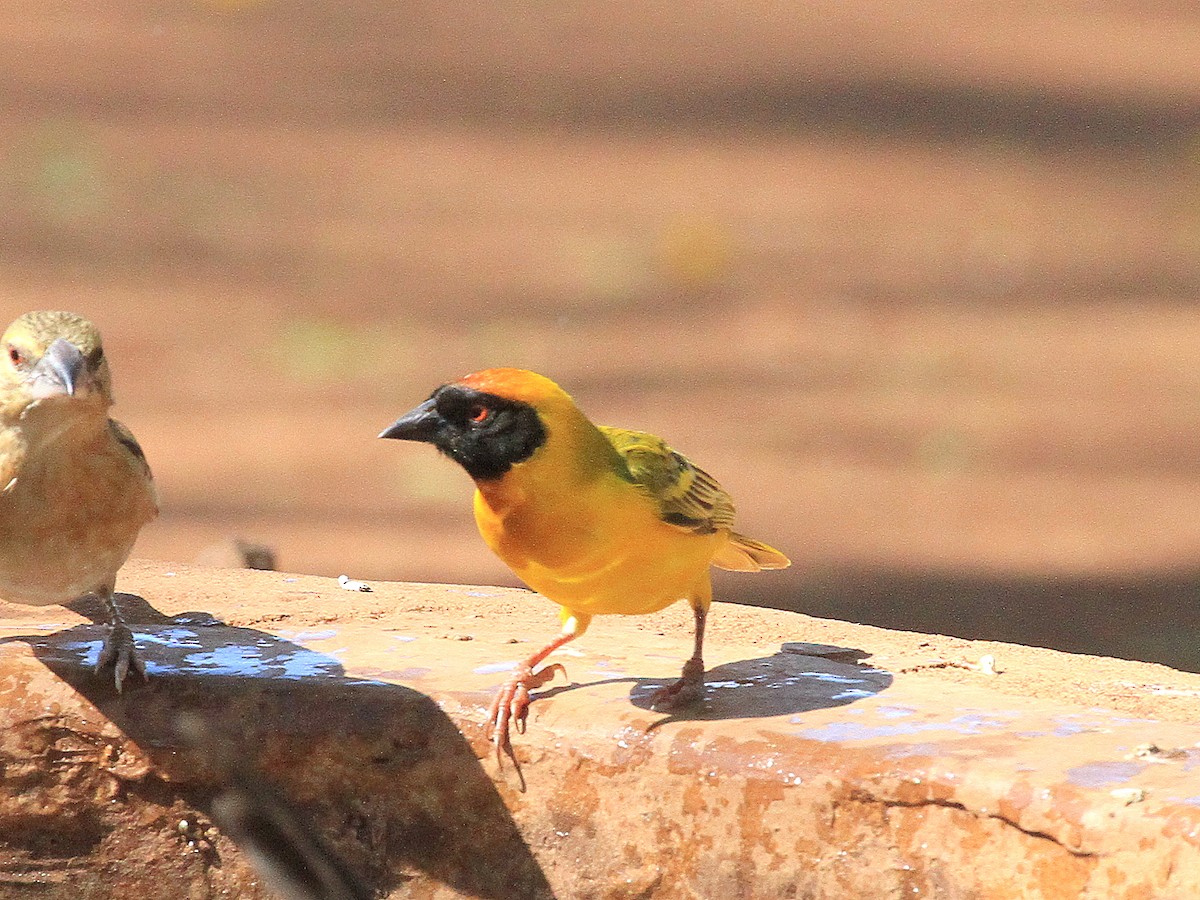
[487,661,568,767]
[650,656,706,710]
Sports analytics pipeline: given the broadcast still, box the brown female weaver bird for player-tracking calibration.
[0,311,158,691]
[380,368,789,762]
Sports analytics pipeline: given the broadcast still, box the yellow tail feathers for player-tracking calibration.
[711,532,791,572]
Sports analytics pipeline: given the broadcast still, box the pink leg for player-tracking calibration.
[651,602,707,710]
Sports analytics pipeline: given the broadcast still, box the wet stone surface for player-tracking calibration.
[0,560,1196,897]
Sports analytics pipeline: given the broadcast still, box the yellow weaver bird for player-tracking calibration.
[0,311,158,690]
[380,368,789,761]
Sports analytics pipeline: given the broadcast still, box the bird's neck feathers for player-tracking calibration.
[0,401,111,495]
[474,400,619,513]
[8,395,110,450]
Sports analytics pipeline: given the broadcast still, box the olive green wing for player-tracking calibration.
[599,426,736,535]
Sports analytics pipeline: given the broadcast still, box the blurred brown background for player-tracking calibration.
[4,2,1200,668]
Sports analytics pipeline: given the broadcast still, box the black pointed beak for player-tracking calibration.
[379,398,442,442]
[32,338,86,397]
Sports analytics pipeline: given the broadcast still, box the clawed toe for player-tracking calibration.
[486,663,568,767]
[649,678,702,710]
[650,657,706,711]
[96,621,147,693]
[524,662,566,692]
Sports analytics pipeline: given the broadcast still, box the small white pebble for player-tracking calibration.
[177,819,189,834]
[338,574,372,592]
[976,654,998,675]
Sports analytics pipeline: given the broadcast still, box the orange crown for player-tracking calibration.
[457,368,568,406]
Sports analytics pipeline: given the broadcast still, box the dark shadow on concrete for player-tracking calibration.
[629,644,892,726]
[5,594,555,900]
[532,643,890,727]
[732,567,1200,675]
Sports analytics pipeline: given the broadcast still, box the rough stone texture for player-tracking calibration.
[0,560,1198,898]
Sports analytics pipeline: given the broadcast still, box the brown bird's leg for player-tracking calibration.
[487,631,576,767]
[651,601,708,710]
[95,592,147,692]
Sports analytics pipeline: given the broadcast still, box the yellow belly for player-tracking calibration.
[474,476,724,617]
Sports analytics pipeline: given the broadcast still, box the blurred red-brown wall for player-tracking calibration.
[5,2,1200,667]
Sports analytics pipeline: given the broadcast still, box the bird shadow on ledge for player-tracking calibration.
[535,642,893,728]
[1,592,555,900]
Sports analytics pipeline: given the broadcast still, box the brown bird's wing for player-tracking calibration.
[108,418,159,516]
[108,419,152,480]
[599,426,736,535]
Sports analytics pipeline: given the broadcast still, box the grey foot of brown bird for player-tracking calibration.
[650,656,706,710]
[96,617,147,692]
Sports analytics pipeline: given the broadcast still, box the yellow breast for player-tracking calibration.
[473,468,724,617]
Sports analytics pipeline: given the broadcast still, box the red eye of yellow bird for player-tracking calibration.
[469,405,490,424]
[7,346,22,367]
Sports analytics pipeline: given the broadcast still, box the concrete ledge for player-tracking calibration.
[0,560,1198,898]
